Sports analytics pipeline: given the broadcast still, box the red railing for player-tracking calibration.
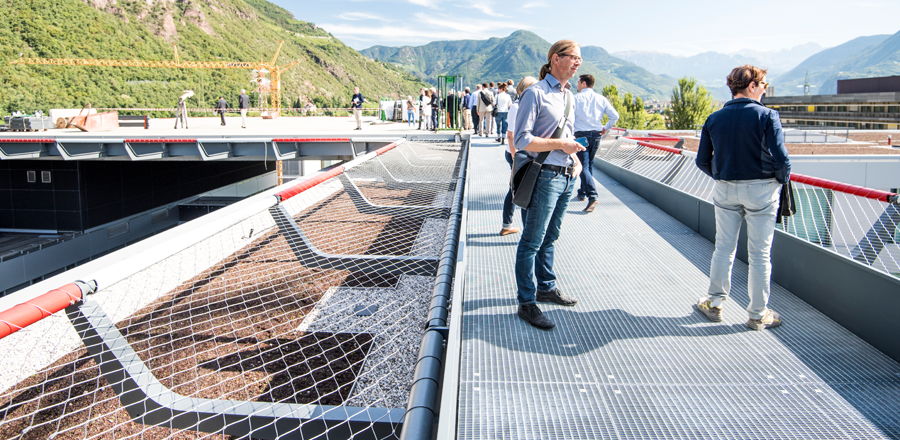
[274,140,399,202]
[625,138,684,155]
[124,139,198,143]
[272,138,351,143]
[791,173,898,203]
[0,283,85,339]
[0,138,56,143]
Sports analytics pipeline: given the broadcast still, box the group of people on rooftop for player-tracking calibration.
[498,40,791,333]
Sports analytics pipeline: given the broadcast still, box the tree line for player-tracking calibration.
[600,77,718,131]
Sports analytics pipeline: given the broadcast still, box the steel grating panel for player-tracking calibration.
[459,140,900,439]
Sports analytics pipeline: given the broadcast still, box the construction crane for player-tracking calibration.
[9,41,299,117]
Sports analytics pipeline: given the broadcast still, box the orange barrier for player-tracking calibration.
[0,283,85,339]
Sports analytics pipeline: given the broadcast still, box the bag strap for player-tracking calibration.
[533,89,572,165]
[480,91,492,105]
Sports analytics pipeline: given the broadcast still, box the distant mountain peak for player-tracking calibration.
[361,31,674,99]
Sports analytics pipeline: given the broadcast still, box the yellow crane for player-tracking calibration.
[9,41,299,117]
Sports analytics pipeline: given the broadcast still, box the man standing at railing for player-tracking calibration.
[574,73,619,212]
[238,89,250,129]
[513,40,586,330]
[215,96,228,126]
[694,64,791,331]
[350,87,365,130]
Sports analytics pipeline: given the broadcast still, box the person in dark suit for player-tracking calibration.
[215,97,228,126]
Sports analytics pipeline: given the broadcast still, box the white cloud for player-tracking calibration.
[411,12,528,35]
[337,12,389,21]
[471,4,505,17]
[522,1,548,8]
[406,0,439,8]
[319,18,529,46]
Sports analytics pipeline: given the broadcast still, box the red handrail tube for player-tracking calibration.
[790,173,897,203]
[632,140,683,155]
[0,139,56,143]
[275,166,345,202]
[124,139,197,143]
[627,137,683,143]
[0,283,84,339]
[272,138,351,143]
[273,141,399,202]
[374,141,400,155]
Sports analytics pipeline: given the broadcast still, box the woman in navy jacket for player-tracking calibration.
[694,64,791,331]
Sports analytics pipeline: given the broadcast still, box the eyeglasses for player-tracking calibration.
[559,53,583,62]
[757,80,769,88]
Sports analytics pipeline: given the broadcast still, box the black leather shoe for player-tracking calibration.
[518,304,555,330]
[537,288,578,306]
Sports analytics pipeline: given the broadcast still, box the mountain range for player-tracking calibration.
[0,0,424,114]
[776,31,900,94]
[362,30,676,100]
[364,28,900,101]
[613,44,823,100]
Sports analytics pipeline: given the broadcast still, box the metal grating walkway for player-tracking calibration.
[459,140,900,440]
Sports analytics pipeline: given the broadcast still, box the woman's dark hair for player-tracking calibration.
[727,65,767,96]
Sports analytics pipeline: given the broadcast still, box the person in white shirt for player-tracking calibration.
[476,82,494,136]
[494,83,513,143]
[573,73,619,212]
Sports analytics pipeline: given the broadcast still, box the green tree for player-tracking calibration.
[665,77,717,129]
[601,85,664,130]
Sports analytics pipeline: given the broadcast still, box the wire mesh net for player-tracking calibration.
[598,137,900,277]
[0,139,464,439]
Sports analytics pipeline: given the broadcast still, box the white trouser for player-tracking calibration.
[240,109,247,127]
[706,178,781,319]
[353,108,362,128]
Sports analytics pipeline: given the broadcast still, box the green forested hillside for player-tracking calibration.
[0,0,425,115]
[361,30,674,99]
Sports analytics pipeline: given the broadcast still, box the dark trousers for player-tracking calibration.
[574,130,601,199]
[503,151,526,228]
[218,111,226,125]
[471,108,479,131]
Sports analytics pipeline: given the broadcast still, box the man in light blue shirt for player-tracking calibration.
[573,73,619,212]
[511,40,586,330]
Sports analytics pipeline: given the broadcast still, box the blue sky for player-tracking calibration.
[274,0,900,55]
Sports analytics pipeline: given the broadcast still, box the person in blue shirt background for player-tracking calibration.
[694,64,791,331]
[350,87,365,130]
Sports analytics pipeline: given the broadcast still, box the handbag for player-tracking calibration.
[776,180,796,224]
[510,90,572,209]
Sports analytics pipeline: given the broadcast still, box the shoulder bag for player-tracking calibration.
[510,90,573,209]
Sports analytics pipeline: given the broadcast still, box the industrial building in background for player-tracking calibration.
[764,75,900,129]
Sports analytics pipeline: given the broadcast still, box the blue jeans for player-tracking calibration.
[495,112,508,140]
[574,130,601,199]
[407,110,415,126]
[502,151,526,228]
[431,110,438,131]
[515,169,576,304]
